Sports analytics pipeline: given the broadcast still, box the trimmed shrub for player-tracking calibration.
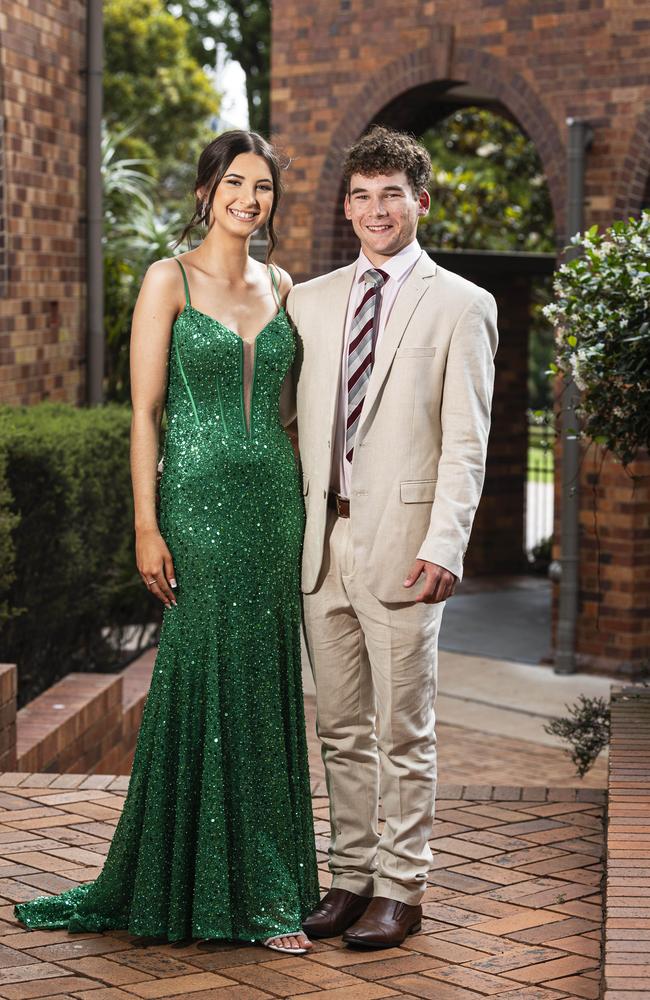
[0,447,20,627]
[544,212,650,465]
[0,404,159,706]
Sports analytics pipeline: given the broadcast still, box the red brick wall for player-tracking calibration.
[272,0,650,280]
[575,451,650,676]
[0,3,86,405]
[272,0,650,674]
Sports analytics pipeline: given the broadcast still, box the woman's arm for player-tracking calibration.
[129,259,182,607]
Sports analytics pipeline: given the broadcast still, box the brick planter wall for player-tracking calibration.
[0,663,16,771]
[604,686,650,998]
[16,672,124,774]
[0,650,156,776]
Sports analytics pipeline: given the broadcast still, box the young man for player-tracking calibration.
[287,126,498,949]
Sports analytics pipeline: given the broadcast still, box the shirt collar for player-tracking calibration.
[355,240,422,284]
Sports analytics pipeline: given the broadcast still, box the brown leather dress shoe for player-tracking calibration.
[302,888,372,938]
[342,896,422,948]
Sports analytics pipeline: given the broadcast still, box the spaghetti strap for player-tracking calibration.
[268,264,282,308]
[174,257,191,307]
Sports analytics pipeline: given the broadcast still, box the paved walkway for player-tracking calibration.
[0,774,604,1000]
[439,577,553,666]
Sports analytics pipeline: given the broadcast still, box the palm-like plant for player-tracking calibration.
[101,123,155,211]
[102,123,187,401]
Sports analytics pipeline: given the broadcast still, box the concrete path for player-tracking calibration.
[439,578,552,665]
[436,652,612,750]
[301,633,613,788]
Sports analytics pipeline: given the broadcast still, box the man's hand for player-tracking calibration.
[403,560,457,604]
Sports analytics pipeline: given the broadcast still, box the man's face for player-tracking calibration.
[344,170,430,263]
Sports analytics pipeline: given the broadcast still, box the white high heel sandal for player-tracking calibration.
[263,932,310,955]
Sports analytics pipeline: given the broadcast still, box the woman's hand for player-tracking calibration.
[137,528,177,607]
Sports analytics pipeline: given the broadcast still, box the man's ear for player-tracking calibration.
[344,193,352,220]
[418,189,431,218]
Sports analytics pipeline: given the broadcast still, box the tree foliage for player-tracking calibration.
[166,1,270,133]
[420,108,554,253]
[105,0,220,174]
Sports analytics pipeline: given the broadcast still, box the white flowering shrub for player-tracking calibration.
[543,212,650,465]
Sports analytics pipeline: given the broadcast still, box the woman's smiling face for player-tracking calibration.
[204,152,275,237]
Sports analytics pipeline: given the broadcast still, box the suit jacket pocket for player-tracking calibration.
[396,346,437,358]
[400,479,437,503]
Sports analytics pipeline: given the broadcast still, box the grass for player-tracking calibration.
[528,441,554,483]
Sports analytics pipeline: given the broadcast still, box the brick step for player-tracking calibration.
[16,672,123,773]
[0,663,17,771]
[7,647,157,776]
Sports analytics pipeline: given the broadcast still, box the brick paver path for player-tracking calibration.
[0,774,605,999]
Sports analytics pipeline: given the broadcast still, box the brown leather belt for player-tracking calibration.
[327,492,350,518]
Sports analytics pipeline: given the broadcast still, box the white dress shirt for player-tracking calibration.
[332,240,423,498]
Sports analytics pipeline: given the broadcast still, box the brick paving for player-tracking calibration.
[0,773,605,999]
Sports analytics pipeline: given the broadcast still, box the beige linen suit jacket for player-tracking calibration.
[287,251,498,603]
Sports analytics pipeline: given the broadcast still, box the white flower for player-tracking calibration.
[569,354,587,391]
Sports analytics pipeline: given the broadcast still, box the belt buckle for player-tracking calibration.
[336,494,345,517]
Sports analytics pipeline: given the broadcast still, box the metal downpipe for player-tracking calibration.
[554,118,593,675]
[86,1,104,405]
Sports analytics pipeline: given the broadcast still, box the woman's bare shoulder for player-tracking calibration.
[137,257,187,308]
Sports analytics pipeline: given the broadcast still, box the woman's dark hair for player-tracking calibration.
[175,130,283,262]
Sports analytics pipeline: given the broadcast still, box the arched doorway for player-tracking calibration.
[311,47,565,273]
[316,72,560,664]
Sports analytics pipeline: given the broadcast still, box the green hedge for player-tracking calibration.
[0,404,160,707]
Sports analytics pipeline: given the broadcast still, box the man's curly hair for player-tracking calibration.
[343,125,432,196]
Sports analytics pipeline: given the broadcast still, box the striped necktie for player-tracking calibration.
[345,267,388,463]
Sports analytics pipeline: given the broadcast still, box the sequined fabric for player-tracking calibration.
[14,283,320,942]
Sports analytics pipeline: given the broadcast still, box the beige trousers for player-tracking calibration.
[302,510,442,905]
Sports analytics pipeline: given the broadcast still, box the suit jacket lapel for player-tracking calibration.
[357,252,436,436]
[323,262,357,434]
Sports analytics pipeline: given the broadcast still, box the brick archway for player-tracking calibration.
[614,105,650,217]
[312,38,564,269]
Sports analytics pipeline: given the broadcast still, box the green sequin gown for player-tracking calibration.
[14,259,320,942]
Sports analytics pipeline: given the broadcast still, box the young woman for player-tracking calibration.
[14,130,319,954]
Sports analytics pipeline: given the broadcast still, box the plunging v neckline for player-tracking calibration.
[177,303,284,345]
